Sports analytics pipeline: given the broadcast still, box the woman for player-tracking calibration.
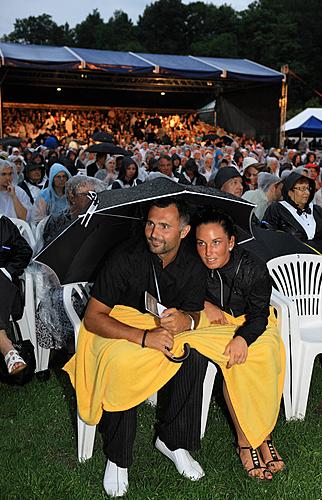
[263,172,322,252]
[31,163,71,223]
[194,208,285,479]
[242,163,260,191]
[95,156,117,185]
[111,157,142,189]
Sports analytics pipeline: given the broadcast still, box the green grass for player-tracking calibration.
[0,359,321,500]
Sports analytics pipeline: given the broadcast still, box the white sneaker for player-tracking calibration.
[155,437,205,481]
[103,460,128,497]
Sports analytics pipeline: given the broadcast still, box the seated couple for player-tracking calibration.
[64,198,285,497]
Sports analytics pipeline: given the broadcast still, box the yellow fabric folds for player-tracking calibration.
[64,305,285,449]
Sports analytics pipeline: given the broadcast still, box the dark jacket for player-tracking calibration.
[205,246,272,346]
[0,216,32,279]
[263,172,322,252]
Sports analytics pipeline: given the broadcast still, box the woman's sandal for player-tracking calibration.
[4,349,27,375]
[237,445,273,480]
[261,440,285,473]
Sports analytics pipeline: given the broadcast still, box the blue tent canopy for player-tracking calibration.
[287,115,322,136]
[0,42,283,81]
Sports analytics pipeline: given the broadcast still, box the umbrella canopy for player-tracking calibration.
[240,225,319,262]
[0,137,25,147]
[202,134,219,141]
[34,177,255,285]
[91,131,114,143]
[221,135,234,145]
[87,142,130,156]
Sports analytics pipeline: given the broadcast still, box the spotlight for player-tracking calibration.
[56,87,62,92]
[160,92,165,96]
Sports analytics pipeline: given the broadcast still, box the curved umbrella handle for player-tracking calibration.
[165,343,190,363]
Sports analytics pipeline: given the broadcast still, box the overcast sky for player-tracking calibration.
[1,0,251,39]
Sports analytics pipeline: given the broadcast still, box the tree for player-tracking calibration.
[2,14,74,45]
[101,11,143,51]
[137,0,188,54]
[74,9,105,48]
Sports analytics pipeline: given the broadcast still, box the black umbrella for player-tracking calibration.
[87,142,130,156]
[92,131,114,143]
[240,225,319,262]
[0,137,25,147]
[34,177,255,285]
[202,134,219,141]
[221,135,234,146]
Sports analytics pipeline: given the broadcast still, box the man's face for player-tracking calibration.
[221,177,243,197]
[158,158,172,177]
[145,204,190,262]
[67,189,91,216]
[28,168,42,182]
[0,167,14,191]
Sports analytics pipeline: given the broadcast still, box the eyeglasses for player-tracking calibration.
[293,187,311,193]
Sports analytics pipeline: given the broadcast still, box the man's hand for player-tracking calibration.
[204,301,228,325]
[145,327,174,356]
[160,308,192,334]
[223,336,248,369]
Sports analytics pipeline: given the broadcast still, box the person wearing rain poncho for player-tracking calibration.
[31,163,71,224]
[0,159,32,221]
[263,171,322,253]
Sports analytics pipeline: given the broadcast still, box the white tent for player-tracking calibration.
[284,108,322,134]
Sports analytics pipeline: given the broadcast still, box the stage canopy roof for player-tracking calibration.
[0,42,283,82]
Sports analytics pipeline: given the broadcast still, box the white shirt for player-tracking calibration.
[280,200,316,239]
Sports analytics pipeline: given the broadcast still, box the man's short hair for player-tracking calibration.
[148,197,190,227]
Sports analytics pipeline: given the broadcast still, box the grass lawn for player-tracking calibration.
[0,358,321,500]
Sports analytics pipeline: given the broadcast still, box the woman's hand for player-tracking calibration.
[223,336,248,368]
[204,301,228,325]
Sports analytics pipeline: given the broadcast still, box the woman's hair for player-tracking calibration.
[194,207,236,239]
[117,156,138,182]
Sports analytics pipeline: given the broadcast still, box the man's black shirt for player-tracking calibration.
[92,236,207,313]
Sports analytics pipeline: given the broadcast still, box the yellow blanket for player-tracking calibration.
[64,306,285,449]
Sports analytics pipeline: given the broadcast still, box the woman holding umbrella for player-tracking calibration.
[194,208,285,480]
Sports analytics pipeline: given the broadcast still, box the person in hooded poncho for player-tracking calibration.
[31,163,71,224]
[263,172,322,253]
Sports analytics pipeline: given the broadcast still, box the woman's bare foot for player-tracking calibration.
[237,445,273,480]
[259,439,285,474]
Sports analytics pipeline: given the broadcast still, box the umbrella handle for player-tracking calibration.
[165,343,190,363]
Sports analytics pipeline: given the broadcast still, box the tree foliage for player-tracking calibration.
[1,0,321,110]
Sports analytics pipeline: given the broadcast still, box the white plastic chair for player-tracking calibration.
[9,217,36,251]
[63,282,217,462]
[267,254,322,419]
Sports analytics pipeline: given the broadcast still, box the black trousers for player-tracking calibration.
[98,349,209,467]
[0,273,20,330]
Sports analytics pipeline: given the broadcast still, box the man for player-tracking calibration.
[83,198,208,496]
[242,172,283,221]
[18,162,47,204]
[86,152,107,177]
[154,155,179,181]
[0,160,32,221]
[42,176,106,246]
[212,166,243,198]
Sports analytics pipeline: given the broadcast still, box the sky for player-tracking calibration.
[1,0,251,39]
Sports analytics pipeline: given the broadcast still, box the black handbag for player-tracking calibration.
[0,321,36,386]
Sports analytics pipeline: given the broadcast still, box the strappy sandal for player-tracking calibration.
[261,440,285,473]
[237,445,273,480]
[4,349,27,375]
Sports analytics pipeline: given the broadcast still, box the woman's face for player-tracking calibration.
[125,164,136,181]
[288,180,311,209]
[245,167,258,186]
[106,159,116,172]
[196,222,235,270]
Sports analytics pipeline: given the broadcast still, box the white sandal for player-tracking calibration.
[4,349,27,375]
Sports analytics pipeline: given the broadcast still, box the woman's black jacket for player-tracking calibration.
[206,246,272,346]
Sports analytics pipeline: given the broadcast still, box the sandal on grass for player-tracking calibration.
[237,445,273,480]
[260,440,285,473]
[4,349,27,375]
